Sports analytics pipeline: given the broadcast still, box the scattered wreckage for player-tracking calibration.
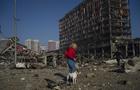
[0,37,47,69]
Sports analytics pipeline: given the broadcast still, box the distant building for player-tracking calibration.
[0,27,9,53]
[25,39,40,52]
[48,40,59,52]
[40,44,48,51]
[0,25,6,40]
[33,40,40,53]
[25,39,32,50]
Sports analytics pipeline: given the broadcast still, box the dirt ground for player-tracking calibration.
[0,62,140,90]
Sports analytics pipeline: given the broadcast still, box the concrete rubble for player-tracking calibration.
[0,57,140,90]
[86,73,95,78]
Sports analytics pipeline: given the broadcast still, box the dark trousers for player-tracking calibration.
[116,58,120,66]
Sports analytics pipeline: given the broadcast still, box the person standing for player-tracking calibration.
[113,50,123,66]
[65,43,77,73]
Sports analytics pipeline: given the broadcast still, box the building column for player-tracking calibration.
[125,44,128,58]
[102,48,104,58]
[94,48,96,58]
[110,45,113,59]
[132,43,135,57]
[88,44,90,56]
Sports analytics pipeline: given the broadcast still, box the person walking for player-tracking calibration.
[65,43,77,73]
[113,50,123,66]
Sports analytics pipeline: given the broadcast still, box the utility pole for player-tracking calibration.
[13,0,17,65]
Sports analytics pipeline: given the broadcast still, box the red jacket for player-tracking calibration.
[64,47,76,61]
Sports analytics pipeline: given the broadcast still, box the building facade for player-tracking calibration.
[59,0,131,58]
[47,40,59,52]
[25,39,40,53]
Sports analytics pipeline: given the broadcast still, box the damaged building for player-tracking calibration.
[59,0,136,58]
[0,34,42,68]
